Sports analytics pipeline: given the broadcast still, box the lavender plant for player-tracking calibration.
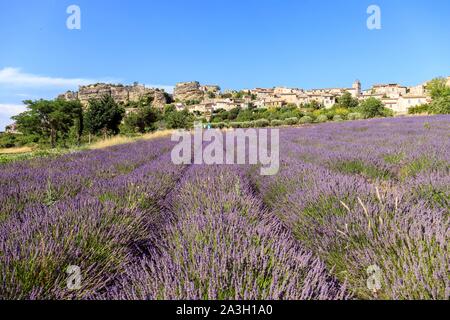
[0,115,448,300]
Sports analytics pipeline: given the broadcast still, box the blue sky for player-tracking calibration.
[0,0,449,130]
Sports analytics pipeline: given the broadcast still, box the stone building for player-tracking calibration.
[370,83,408,98]
[408,84,426,96]
[395,95,430,113]
[250,88,275,100]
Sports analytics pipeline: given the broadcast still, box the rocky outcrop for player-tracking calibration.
[58,83,170,109]
[57,90,78,101]
[200,85,221,94]
[152,90,171,108]
[173,81,204,102]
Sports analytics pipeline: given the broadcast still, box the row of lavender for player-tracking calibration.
[0,137,347,299]
[250,115,449,299]
[97,165,349,299]
[0,139,186,298]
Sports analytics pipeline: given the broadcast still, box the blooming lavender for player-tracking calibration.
[0,115,448,300]
[96,165,348,300]
[251,115,449,299]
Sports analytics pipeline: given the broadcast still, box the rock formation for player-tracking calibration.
[58,83,171,109]
[173,81,204,102]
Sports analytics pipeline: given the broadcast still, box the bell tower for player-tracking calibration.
[352,80,361,97]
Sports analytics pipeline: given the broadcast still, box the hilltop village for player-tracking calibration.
[55,77,450,118]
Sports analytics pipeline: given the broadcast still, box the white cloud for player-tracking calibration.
[0,67,174,93]
[0,103,27,117]
[0,67,112,88]
[15,93,31,97]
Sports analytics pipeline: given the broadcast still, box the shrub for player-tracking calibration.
[347,112,364,120]
[241,121,255,128]
[0,133,20,148]
[270,119,284,127]
[254,119,270,127]
[333,115,344,122]
[316,115,329,123]
[381,108,394,117]
[211,122,226,129]
[284,117,299,126]
[334,107,350,117]
[299,116,314,124]
[230,122,243,128]
[408,104,430,115]
[312,109,326,118]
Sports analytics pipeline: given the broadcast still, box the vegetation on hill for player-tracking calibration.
[409,77,450,115]
[5,95,197,150]
[3,87,413,152]
[209,93,392,128]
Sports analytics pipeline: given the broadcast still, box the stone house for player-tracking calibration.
[371,84,407,98]
[396,95,430,114]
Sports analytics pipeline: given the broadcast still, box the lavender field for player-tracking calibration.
[0,115,448,300]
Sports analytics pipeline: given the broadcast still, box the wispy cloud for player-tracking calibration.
[0,67,115,88]
[0,67,174,93]
[0,103,27,116]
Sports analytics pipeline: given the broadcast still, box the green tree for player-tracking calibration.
[227,107,241,121]
[85,95,125,138]
[424,78,450,114]
[336,92,359,109]
[358,97,388,118]
[236,109,254,122]
[165,109,193,129]
[62,100,84,145]
[13,99,83,148]
[426,78,450,100]
[429,96,450,114]
[123,106,161,133]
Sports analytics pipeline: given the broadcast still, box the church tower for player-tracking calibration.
[352,80,361,97]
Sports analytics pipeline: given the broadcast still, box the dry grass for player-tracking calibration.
[141,129,174,140]
[88,130,174,150]
[0,146,33,154]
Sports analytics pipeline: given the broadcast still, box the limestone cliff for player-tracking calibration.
[58,83,171,108]
[173,81,204,102]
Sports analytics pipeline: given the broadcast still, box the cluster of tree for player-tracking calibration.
[10,95,196,148]
[12,99,85,148]
[210,92,391,125]
[219,90,256,100]
[409,78,450,115]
